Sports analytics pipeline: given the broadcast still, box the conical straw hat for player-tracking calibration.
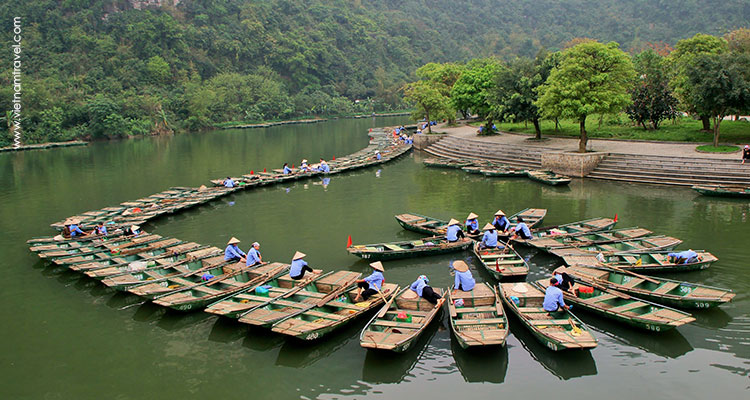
[448,218,460,226]
[495,209,505,216]
[293,251,306,260]
[130,225,140,232]
[453,260,469,272]
[467,212,478,220]
[483,223,495,231]
[227,237,241,245]
[369,261,385,272]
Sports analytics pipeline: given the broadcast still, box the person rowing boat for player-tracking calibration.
[446,219,465,243]
[224,237,246,263]
[492,209,510,232]
[465,212,480,235]
[289,251,321,280]
[479,223,498,249]
[355,261,385,301]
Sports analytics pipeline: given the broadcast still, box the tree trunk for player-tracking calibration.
[485,119,494,135]
[598,114,604,128]
[713,116,721,147]
[701,116,710,131]
[641,120,648,130]
[579,116,588,153]
[533,118,541,140]
[426,111,432,134]
[554,118,559,132]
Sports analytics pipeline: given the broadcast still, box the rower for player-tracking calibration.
[492,209,510,232]
[223,177,235,188]
[553,266,576,294]
[289,251,321,280]
[446,219,465,242]
[224,237,246,263]
[542,277,570,312]
[409,275,441,305]
[452,260,475,292]
[246,242,263,267]
[465,212,480,235]
[375,150,382,161]
[510,217,532,240]
[668,249,699,264]
[355,261,385,301]
[282,163,292,175]
[300,159,310,172]
[90,222,107,236]
[124,225,141,237]
[479,223,498,249]
[66,218,86,238]
[317,160,330,173]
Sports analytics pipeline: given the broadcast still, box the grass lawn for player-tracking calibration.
[695,144,740,153]
[483,116,750,144]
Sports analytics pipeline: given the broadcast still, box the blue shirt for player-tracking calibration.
[290,259,308,277]
[95,226,107,235]
[481,230,498,247]
[363,271,384,291]
[493,216,509,231]
[514,222,531,238]
[301,162,309,170]
[410,278,428,297]
[69,224,85,237]
[543,285,566,312]
[454,269,475,291]
[318,164,330,173]
[283,166,292,174]
[668,250,698,263]
[246,248,262,266]
[466,219,478,231]
[224,244,246,261]
[224,178,235,188]
[446,225,462,241]
[376,153,382,160]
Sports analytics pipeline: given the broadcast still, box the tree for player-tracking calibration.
[415,62,465,122]
[536,41,635,152]
[402,80,452,133]
[626,49,677,130]
[450,58,504,132]
[685,53,750,147]
[725,28,750,55]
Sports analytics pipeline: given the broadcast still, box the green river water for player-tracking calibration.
[1,116,748,399]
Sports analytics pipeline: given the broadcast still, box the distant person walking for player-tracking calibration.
[743,145,750,164]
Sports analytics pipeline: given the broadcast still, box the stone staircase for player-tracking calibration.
[587,153,750,186]
[423,135,546,169]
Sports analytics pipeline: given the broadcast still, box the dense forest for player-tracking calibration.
[1,0,749,146]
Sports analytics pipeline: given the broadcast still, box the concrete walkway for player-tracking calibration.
[433,123,748,160]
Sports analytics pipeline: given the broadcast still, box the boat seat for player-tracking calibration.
[454,306,496,314]
[622,278,644,288]
[371,320,422,329]
[303,310,346,320]
[590,294,618,303]
[385,310,430,317]
[622,256,639,264]
[652,282,680,294]
[609,301,648,313]
[517,307,548,313]
[651,254,669,265]
[479,253,517,259]
[454,318,505,326]
[528,319,570,325]
[384,244,403,251]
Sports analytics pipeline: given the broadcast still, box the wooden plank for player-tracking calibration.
[652,282,680,294]
[454,318,505,326]
[609,301,648,313]
[371,320,423,329]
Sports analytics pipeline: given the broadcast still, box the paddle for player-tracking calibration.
[376,287,400,318]
[568,317,583,337]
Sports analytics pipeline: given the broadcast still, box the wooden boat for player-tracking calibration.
[461,165,487,174]
[152,262,290,311]
[423,158,471,168]
[126,257,237,299]
[238,270,361,328]
[564,265,735,309]
[347,236,472,260]
[272,283,400,341]
[446,283,508,348]
[523,227,652,250]
[394,208,547,236]
[533,278,695,331]
[499,282,597,351]
[472,241,528,280]
[27,230,125,248]
[35,233,158,259]
[51,237,184,266]
[481,166,527,177]
[74,242,207,274]
[360,286,445,352]
[203,271,330,319]
[692,184,750,198]
[549,236,683,257]
[526,170,572,186]
[511,217,617,245]
[561,251,718,273]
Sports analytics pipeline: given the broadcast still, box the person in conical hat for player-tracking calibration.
[492,210,510,232]
[452,260,476,293]
[375,150,382,161]
[67,218,86,238]
[290,251,321,279]
[317,159,330,173]
[409,274,442,305]
[355,261,387,301]
[300,159,310,172]
[224,237,246,262]
[465,212,480,235]
[446,218,465,243]
[479,222,499,249]
[246,241,263,267]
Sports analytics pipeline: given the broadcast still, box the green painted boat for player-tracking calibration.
[561,250,718,273]
[238,270,362,328]
[523,227,652,250]
[533,278,695,331]
[526,170,572,186]
[423,158,471,168]
[152,262,290,312]
[511,217,616,244]
[549,235,683,257]
[461,165,488,174]
[472,241,529,280]
[447,283,508,348]
[499,282,597,351]
[481,166,528,177]
[75,242,208,274]
[52,237,184,266]
[125,256,236,299]
[360,286,445,352]
[395,208,547,236]
[564,265,735,309]
[27,230,125,248]
[347,236,472,260]
[692,184,750,198]
[272,283,400,341]
[35,233,160,259]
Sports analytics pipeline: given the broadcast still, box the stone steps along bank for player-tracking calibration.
[424,136,750,187]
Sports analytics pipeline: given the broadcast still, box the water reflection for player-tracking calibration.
[208,316,249,344]
[156,308,213,332]
[451,337,508,383]
[582,313,693,359]
[275,321,361,368]
[242,326,285,351]
[361,320,440,383]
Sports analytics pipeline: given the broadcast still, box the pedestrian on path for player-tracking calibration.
[743,145,750,164]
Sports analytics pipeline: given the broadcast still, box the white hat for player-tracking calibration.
[302,159,308,163]
[467,212,478,220]
[130,225,140,232]
[495,210,505,216]
[227,237,241,245]
[483,223,495,231]
[448,218,460,226]
[252,242,260,247]
[293,251,306,260]
[369,261,384,272]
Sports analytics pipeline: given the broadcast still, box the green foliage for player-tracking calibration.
[450,59,505,127]
[696,144,740,153]
[146,56,171,84]
[626,50,678,130]
[403,80,452,133]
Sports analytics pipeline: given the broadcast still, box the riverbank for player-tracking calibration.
[215,112,411,130]
[0,140,87,153]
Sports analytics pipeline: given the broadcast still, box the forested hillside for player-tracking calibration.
[1,0,748,145]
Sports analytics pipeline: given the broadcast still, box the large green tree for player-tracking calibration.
[626,49,678,130]
[536,41,635,152]
[450,59,505,132]
[402,80,452,133]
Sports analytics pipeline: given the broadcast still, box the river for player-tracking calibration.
[0,117,747,399]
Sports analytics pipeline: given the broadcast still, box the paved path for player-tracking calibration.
[433,124,747,160]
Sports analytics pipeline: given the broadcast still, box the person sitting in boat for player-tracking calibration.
[542,277,570,312]
[375,150,382,161]
[510,217,532,240]
[124,225,141,237]
[492,210,510,232]
[465,212,480,235]
[446,219,465,242]
[667,249,699,264]
[224,237,246,263]
[355,261,385,301]
[479,223,499,249]
[300,159,311,172]
[553,266,576,294]
[66,218,86,238]
[452,260,475,292]
[282,163,292,175]
[289,251,321,280]
[317,160,330,173]
[89,222,107,236]
[409,275,442,305]
[223,177,235,188]
[246,242,262,267]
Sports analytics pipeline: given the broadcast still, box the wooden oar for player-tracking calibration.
[376,288,400,318]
